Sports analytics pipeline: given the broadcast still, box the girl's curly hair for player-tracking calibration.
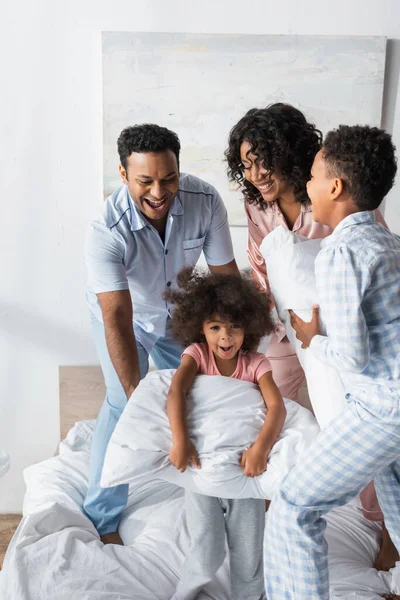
[165,268,274,351]
[225,103,322,209]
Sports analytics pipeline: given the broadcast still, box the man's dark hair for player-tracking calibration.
[117,123,181,170]
[225,103,322,208]
[165,268,275,351]
[323,125,397,211]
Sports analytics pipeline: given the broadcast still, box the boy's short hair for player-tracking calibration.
[323,125,397,211]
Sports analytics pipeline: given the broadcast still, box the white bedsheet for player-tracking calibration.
[0,421,395,599]
[1,421,230,600]
[102,370,319,499]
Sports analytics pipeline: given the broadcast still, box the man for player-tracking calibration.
[83,123,238,544]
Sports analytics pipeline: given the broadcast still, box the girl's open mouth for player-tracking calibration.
[219,345,233,355]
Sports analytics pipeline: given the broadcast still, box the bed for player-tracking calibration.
[0,384,395,599]
[1,227,398,598]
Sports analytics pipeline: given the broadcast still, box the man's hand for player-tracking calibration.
[240,444,269,478]
[289,305,321,349]
[169,440,201,472]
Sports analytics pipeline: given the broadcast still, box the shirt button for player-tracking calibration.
[166,281,171,287]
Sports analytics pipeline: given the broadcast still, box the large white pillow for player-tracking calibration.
[101,369,319,499]
[260,226,347,429]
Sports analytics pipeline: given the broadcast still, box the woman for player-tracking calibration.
[225,103,329,401]
[225,102,394,571]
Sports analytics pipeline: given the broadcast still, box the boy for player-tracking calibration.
[264,125,400,599]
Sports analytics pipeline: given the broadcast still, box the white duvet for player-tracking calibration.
[101,369,319,499]
[0,421,395,599]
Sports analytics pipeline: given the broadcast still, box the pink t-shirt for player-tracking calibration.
[183,342,272,384]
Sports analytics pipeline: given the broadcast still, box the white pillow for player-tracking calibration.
[260,226,322,313]
[260,226,347,429]
[101,369,319,499]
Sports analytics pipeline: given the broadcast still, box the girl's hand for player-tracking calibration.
[169,440,201,472]
[240,445,269,477]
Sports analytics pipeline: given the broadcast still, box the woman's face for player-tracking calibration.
[240,140,291,203]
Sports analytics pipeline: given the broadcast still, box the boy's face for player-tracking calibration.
[307,149,335,225]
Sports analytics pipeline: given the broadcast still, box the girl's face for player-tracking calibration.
[202,317,245,361]
[240,140,292,203]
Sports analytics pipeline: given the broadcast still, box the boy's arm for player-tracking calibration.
[167,354,200,472]
[241,371,286,477]
[309,246,371,373]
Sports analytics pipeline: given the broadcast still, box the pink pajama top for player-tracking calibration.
[245,201,331,294]
[245,200,387,296]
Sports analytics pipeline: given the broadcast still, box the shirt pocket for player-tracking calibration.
[183,236,206,266]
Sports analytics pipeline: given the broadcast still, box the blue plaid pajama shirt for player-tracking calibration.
[265,211,400,599]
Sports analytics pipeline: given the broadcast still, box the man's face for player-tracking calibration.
[119,150,180,226]
[306,150,334,225]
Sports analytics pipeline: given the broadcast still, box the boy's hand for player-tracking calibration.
[289,305,321,349]
[240,445,269,477]
[169,440,201,472]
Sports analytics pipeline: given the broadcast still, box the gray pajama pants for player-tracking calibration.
[173,490,266,600]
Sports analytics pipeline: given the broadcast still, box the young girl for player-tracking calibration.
[165,268,286,600]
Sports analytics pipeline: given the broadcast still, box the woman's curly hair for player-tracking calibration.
[165,268,274,351]
[323,125,397,211]
[225,103,322,209]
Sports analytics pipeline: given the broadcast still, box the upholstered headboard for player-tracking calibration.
[59,366,105,441]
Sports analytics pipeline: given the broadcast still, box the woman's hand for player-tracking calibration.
[240,444,269,477]
[169,440,201,472]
